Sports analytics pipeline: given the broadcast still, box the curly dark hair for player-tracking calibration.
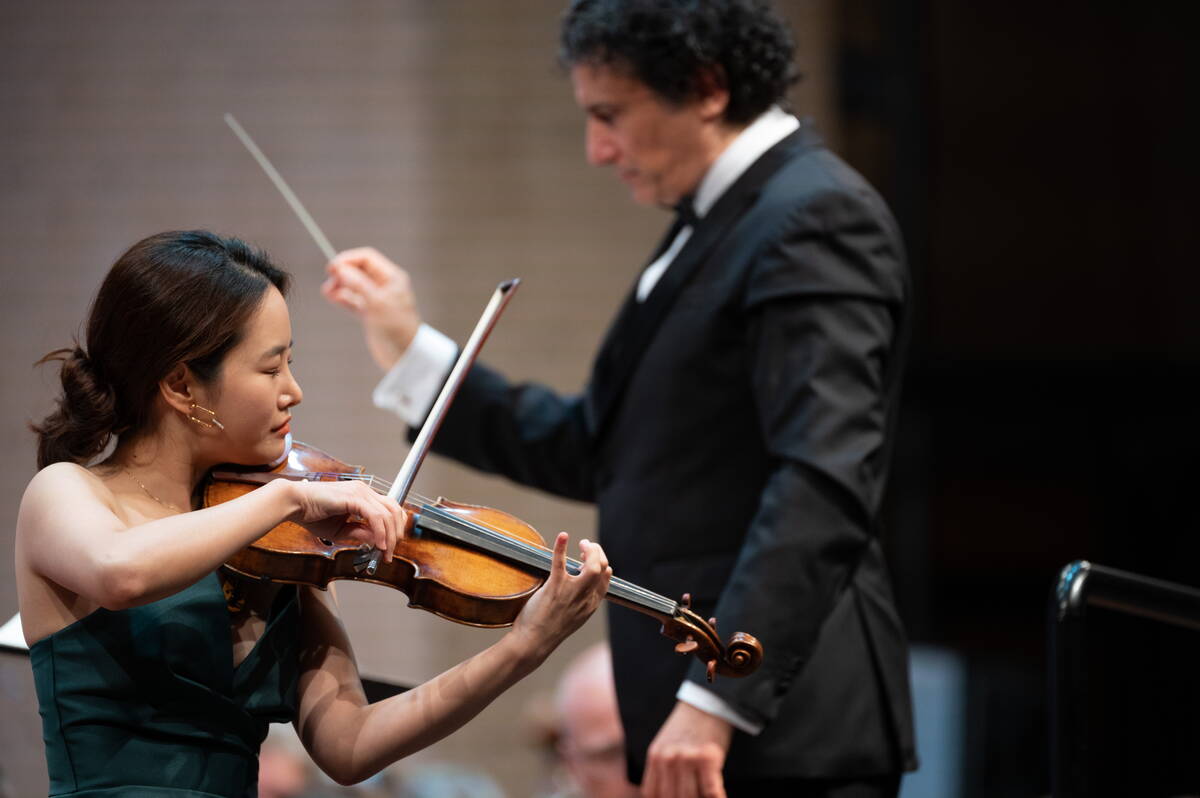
[559,0,799,125]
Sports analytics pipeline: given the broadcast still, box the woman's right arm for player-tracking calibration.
[16,463,403,611]
[291,532,612,785]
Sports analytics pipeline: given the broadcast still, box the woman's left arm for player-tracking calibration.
[292,532,609,786]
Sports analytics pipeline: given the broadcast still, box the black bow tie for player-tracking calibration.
[674,195,699,228]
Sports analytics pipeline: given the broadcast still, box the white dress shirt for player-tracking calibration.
[373,106,801,735]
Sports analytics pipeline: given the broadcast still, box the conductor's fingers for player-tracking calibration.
[328,259,382,296]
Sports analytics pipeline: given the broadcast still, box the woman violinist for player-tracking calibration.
[14,230,611,797]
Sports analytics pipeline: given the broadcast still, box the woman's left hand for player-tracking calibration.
[509,533,611,663]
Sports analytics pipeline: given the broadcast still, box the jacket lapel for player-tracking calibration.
[585,126,821,436]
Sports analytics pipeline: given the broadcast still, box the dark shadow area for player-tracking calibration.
[836,0,1200,793]
[1076,607,1200,797]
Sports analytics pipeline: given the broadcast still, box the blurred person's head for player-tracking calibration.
[555,643,639,798]
[257,725,312,798]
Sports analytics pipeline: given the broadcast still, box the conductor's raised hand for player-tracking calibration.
[321,247,422,371]
[510,533,612,664]
[288,478,406,563]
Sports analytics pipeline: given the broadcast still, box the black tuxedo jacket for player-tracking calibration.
[427,125,917,780]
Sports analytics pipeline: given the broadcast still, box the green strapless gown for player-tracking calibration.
[30,572,300,797]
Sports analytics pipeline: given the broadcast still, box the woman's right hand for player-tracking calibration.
[288,478,406,562]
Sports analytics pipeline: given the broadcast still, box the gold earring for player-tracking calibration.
[187,402,225,431]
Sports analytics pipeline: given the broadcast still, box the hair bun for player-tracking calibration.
[67,345,92,371]
[32,345,120,467]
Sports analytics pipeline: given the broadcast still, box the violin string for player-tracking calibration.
[416,504,674,613]
[296,470,676,611]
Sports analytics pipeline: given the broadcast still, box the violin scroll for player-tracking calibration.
[722,632,764,677]
[662,593,764,682]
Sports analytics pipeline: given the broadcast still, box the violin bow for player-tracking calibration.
[385,281,519,506]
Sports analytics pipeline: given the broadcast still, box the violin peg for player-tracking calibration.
[675,638,699,655]
[706,659,717,683]
[708,616,718,632]
[680,592,692,609]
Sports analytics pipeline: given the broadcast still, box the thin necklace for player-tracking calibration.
[125,469,184,513]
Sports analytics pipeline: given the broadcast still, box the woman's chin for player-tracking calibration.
[256,439,288,465]
[211,440,287,468]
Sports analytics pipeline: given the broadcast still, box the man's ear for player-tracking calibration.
[694,66,730,122]
[159,363,196,417]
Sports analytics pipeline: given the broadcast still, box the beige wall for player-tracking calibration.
[0,2,837,794]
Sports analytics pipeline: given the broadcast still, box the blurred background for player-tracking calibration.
[1,1,1196,796]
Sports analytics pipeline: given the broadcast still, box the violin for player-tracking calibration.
[206,438,763,681]
[220,117,762,680]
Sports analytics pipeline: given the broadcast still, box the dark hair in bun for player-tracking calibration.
[32,230,290,469]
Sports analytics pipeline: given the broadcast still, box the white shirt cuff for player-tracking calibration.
[371,323,458,427]
[676,681,763,736]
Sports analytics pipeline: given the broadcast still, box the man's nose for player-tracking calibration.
[585,119,617,166]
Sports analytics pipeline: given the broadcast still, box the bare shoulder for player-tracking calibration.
[18,462,122,537]
[16,463,125,641]
[23,461,115,505]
